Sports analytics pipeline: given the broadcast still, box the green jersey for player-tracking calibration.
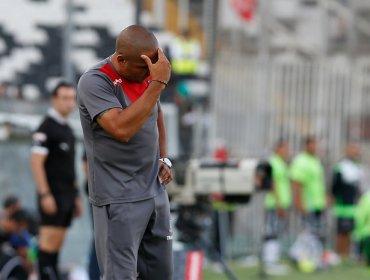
[265,154,292,209]
[290,152,326,212]
[354,191,370,241]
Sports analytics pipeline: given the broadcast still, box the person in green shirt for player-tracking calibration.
[262,139,292,269]
[331,143,362,259]
[354,191,370,267]
[290,136,327,237]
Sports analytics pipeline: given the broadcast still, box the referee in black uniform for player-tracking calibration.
[31,82,82,280]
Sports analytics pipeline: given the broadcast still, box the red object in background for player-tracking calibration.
[211,193,225,201]
[185,251,204,280]
[230,0,256,21]
[214,147,229,162]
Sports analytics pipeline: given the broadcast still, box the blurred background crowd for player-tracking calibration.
[2,0,370,279]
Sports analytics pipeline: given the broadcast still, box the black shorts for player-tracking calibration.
[264,209,288,239]
[38,192,77,228]
[304,210,325,237]
[337,218,354,234]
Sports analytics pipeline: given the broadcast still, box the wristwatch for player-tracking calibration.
[159,157,172,169]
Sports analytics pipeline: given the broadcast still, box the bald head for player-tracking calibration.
[115,25,158,60]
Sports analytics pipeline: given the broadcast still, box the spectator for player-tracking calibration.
[262,139,292,271]
[30,81,82,280]
[1,196,38,276]
[170,29,201,106]
[0,209,30,279]
[354,190,370,267]
[2,195,21,216]
[8,209,35,276]
[290,136,327,238]
[331,143,363,259]
[170,29,201,80]
[0,195,22,225]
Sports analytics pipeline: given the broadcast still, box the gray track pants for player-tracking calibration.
[93,190,173,280]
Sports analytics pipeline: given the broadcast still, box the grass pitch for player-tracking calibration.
[203,263,369,280]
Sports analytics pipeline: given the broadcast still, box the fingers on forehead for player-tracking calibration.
[158,48,166,58]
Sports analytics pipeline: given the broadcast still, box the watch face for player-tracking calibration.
[161,158,172,168]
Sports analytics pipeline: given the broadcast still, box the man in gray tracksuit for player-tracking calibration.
[77,25,173,280]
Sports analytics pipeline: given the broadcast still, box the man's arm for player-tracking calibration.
[30,153,50,196]
[292,180,304,213]
[157,108,167,158]
[73,154,87,218]
[30,153,57,214]
[157,108,173,185]
[97,82,165,142]
[271,181,285,216]
[97,48,171,142]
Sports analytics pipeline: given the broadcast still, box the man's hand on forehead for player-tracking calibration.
[142,48,159,64]
[141,48,171,83]
[152,49,159,63]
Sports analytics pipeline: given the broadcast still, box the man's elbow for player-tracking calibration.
[120,136,131,143]
[99,118,134,143]
[112,129,133,143]
[100,121,131,142]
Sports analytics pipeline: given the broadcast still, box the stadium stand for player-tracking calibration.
[0,0,151,97]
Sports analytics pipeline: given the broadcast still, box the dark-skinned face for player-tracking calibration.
[306,140,317,155]
[0,217,19,234]
[118,48,158,83]
[347,144,360,161]
[277,143,290,161]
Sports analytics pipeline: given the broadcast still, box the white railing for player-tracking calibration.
[211,52,370,164]
[210,52,370,256]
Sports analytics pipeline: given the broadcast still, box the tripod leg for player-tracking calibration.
[201,240,239,280]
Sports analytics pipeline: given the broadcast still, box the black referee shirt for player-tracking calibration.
[32,109,76,194]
